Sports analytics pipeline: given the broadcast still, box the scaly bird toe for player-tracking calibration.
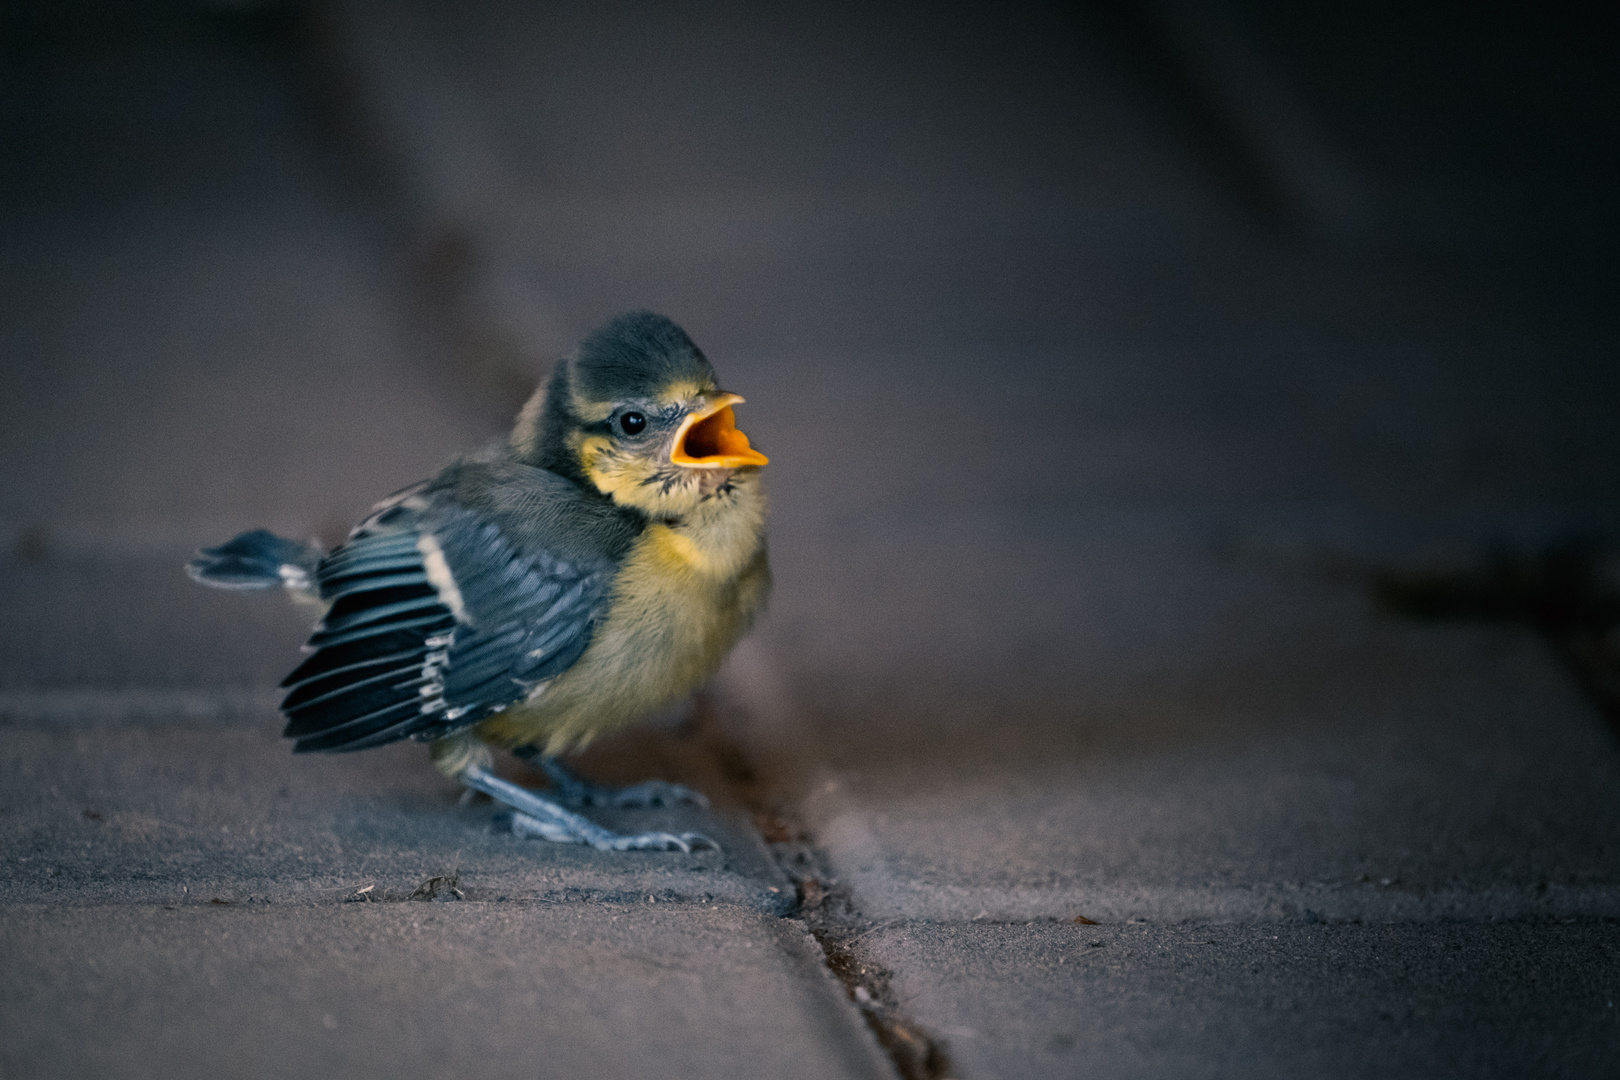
[511,813,718,852]
[465,765,721,854]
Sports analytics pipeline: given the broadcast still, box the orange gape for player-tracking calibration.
[672,395,770,468]
[686,407,754,459]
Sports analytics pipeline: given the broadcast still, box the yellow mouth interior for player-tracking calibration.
[673,405,769,468]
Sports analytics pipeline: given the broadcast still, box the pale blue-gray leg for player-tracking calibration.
[461,765,718,853]
[510,745,710,809]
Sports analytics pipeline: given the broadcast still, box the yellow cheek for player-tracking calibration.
[581,438,667,503]
[577,435,620,491]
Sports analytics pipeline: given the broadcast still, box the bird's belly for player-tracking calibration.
[478,530,768,753]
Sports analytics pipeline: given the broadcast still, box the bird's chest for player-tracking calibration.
[593,512,767,681]
[484,491,769,750]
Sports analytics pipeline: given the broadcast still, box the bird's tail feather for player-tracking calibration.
[187,529,322,599]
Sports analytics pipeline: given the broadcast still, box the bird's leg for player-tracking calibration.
[460,764,718,853]
[510,745,711,809]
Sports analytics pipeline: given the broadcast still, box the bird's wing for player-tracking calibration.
[278,497,616,753]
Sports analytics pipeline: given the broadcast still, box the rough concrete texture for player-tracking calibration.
[0,712,788,911]
[793,593,1620,923]
[861,920,1620,1080]
[0,902,890,1080]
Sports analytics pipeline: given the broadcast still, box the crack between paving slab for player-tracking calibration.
[686,697,958,1080]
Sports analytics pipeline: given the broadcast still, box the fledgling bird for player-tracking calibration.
[188,312,770,852]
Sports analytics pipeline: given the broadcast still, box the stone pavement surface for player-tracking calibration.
[863,921,1620,1080]
[2,902,888,1080]
[799,622,1620,925]
[0,715,784,910]
[4,2,1619,1079]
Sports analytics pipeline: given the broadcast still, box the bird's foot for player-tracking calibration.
[462,765,719,854]
[509,811,716,852]
[513,748,711,809]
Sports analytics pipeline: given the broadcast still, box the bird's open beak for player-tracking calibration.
[670,393,769,469]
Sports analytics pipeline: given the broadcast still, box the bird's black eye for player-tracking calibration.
[618,411,646,436]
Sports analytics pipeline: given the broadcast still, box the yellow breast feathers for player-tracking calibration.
[477,479,769,753]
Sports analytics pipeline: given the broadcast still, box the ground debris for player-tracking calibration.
[340,872,468,904]
[408,870,465,902]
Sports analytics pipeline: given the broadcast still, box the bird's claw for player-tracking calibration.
[466,767,720,854]
[510,812,719,854]
[599,829,720,853]
[677,831,720,852]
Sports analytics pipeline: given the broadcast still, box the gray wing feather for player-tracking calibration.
[432,507,611,705]
[278,487,618,754]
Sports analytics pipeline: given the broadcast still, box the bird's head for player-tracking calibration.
[511,312,769,517]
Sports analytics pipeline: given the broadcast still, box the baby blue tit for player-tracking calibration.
[189,312,770,852]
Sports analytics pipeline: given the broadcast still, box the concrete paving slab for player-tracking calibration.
[860,919,1620,1080]
[0,713,789,912]
[0,901,890,1080]
[789,567,1620,922]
